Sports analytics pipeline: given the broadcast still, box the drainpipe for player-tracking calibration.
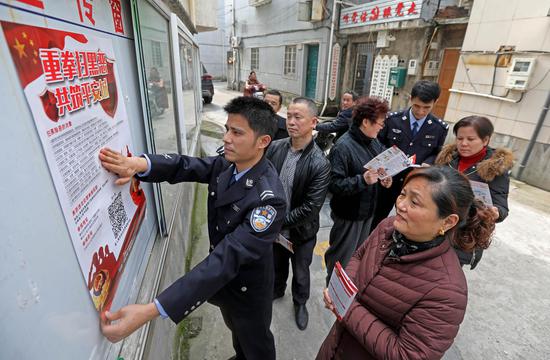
[517,90,550,180]
[320,0,339,116]
[232,0,237,90]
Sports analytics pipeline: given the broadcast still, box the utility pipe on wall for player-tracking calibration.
[320,0,339,116]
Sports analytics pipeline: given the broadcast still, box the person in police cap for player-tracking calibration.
[99,96,286,360]
[371,80,449,232]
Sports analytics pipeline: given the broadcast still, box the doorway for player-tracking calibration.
[305,44,319,99]
[433,48,460,119]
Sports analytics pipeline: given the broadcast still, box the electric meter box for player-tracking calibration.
[388,67,407,88]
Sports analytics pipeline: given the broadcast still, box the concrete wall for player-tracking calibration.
[445,0,550,189]
[231,0,332,102]
[195,0,227,79]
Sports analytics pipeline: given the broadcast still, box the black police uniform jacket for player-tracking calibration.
[138,153,286,323]
[378,109,449,166]
[274,114,290,141]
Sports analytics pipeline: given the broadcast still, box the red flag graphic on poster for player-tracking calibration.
[1,21,118,121]
[1,20,145,314]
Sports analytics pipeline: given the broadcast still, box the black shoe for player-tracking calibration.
[294,303,308,330]
[273,291,285,300]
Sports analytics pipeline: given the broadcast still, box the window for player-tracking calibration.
[284,45,296,76]
[151,40,163,67]
[251,48,259,71]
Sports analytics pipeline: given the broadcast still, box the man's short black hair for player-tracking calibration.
[265,89,283,105]
[343,90,359,101]
[411,80,441,103]
[224,96,277,140]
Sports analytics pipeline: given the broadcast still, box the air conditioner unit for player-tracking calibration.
[230,36,240,48]
[423,60,440,77]
[505,57,535,91]
[249,0,271,7]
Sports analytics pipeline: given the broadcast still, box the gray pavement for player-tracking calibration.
[187,83,550,359]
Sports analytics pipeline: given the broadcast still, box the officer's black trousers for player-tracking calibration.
[219,304,275,360]
[273,237,316,305]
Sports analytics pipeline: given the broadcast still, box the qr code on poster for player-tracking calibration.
[108,191,128,239]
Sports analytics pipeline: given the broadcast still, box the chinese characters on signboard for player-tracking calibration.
[340,0,422,30]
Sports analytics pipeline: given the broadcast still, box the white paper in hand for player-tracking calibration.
[328,261,358,320]
[469,180,493,206]
[364,145,415,179]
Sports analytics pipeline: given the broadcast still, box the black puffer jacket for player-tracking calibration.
[328,124,386,221]
[266,138,331,244]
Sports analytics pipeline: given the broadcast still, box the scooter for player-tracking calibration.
[251,84,266,100]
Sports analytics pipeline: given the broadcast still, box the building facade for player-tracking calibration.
[227,0,332,103]
[195,0,228,79]
[337,0,472,116]
[445,0,550,190]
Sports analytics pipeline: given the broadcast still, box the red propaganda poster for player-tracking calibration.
[1,21,146,313]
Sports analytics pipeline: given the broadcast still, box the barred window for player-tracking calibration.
[251,48,259,71]
[284,45,296,76]
[151,41,163,67]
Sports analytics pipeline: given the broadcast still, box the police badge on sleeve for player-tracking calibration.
[250,205,277,232]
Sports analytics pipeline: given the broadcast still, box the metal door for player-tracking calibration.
[305,44,319,99]
[433,48,460,119]
[353,42,376,96]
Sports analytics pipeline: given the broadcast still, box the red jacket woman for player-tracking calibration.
[317,166,495,360]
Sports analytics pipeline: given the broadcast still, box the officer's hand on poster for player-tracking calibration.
[363,168,379,185]
[99,147,148,185]
[100,302,159,343]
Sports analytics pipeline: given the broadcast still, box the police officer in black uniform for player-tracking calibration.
[99,97,286,360]
[371,80,449,231]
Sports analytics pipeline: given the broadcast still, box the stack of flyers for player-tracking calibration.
[364,146,419,179]
[276,234,294,254]
[469,180,493,206]
[328,261,358,320]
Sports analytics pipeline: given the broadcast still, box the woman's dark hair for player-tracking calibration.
[403,166,495,251]
[224,96,277,140]
[453,115,494,141]
[352,96,389,127]
[249,71,256,76]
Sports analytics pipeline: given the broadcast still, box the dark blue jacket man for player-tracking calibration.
[99,97,286,360]
[316,90,358,143]
[371,80,449,231]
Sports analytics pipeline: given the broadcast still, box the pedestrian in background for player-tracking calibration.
[436,115,513,269]
[324,96,392,284]
[316,90,358,143]
[266,97,330,330]
[372,80,448,232]
[100,97,286,360]
[264,89,289,140]
[318,166,496,360]
[244,70,265,98]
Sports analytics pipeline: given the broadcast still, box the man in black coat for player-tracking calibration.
[265,89,289,140]
[371,80,449,232]
[315,90,358,143]
[99,97,286,360]
[266,97,330,331]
